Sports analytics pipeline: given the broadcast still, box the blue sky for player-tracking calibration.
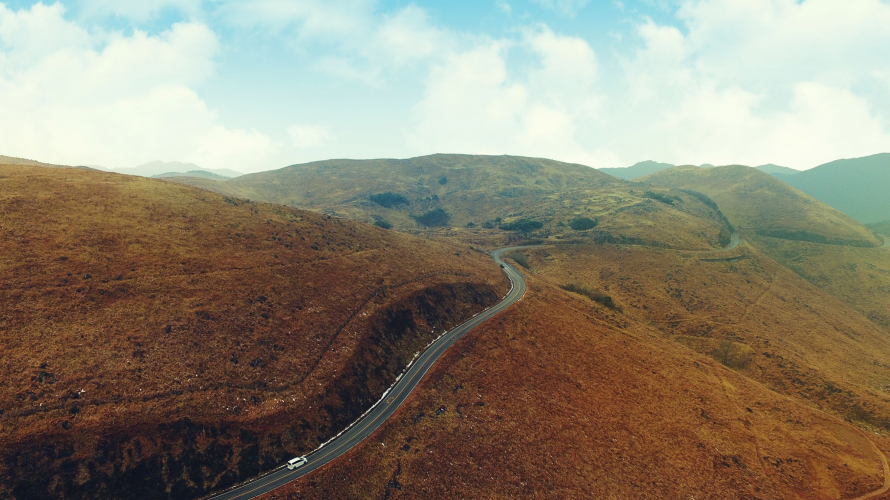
[1,0,889,172]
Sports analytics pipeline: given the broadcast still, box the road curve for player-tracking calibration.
[724,232,742,250]
[205,246,536,500]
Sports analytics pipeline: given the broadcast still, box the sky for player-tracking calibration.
[0,0,889,173]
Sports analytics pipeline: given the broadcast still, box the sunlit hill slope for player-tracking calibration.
[0,165,506,499]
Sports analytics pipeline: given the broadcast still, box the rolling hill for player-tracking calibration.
[0,164,506,499]
[638,165,878,246]
[784,153,890,224]
[639,164,890,336]
[6,154,890,500]
[168,154,736,251]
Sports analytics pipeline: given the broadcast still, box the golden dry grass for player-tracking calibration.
[259,247,890,499]
[0,165,508,499]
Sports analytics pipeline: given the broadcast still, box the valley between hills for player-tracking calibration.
[2,154,890,500]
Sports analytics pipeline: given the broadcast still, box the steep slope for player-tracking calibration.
[171,154,735,251]
[785,153,890,224]
[0,165,506,500]
[260,243,890,500]
[639,165,878,246]
[598,159,675,180]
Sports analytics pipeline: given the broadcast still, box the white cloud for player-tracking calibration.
[288,125,333,148]
[530,0,591,17]
[606,0,890,168]
[0,3,277,171]
[78,0,203,22]
[408,27,605,166]
[218,0,453,84]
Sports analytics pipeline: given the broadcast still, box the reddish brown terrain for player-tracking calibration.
[258,242,890,500]
[0,165,506,499]
[3,159,890,500]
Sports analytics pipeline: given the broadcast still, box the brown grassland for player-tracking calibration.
[258,242,890,500]
[4,159,890,500]
[0,165,507,499]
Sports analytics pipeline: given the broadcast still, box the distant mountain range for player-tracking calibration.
[97,160,244,179]
[599,160,801,181]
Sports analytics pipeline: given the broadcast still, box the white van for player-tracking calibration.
[287,456,308,470]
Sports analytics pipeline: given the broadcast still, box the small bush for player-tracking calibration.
[644,191,680,205]
[438,176,448,185]
[374,219,393,229]
[560,283,620,310]
[568,217,598,231]
[501,219,543,233]
[413,208,450,227]
[504,251,530,269]
[466,222,476,228]
[369,192,409,208]
[711,339,751,369]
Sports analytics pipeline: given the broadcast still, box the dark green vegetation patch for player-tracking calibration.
[369,192,409,208]
[568,217,599,231]
[501,219,543,232]
[413,208,450,227]
[560,283,620,311]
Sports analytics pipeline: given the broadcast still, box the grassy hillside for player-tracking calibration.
[786,153,890,224]
[639,165,879,246]
[640,164,890,338]
[0,165,507,499]
[264,243,890,500]
[171,154,736,251]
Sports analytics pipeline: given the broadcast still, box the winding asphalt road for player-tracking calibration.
[206,246,535,500]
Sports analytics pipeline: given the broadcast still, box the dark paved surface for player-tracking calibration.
[206,246,535,500]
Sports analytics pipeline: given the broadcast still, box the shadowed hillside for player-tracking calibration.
[785,153,890,225]
[0,165,507,500]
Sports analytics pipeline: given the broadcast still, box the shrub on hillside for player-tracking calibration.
[711,338,751,369]
[374,219,393,229]
[504,251,530,269]
[369,192,409,208]
[560,283,620,311]
[568,217,598,231]
[644,191,681,205]
[501,219,543,233]
[413,208,450,227]
[438,176,448,185]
